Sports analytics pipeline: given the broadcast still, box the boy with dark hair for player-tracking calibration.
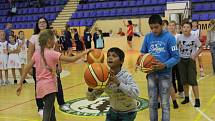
[141,14,180,121]
[177,21,202,107]
[87,47,140,121]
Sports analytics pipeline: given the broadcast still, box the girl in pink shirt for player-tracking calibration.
[17,29,91,121]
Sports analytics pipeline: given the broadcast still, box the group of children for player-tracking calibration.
[0,30,28,86]
[56,26,104,57]
[12,14,206,121]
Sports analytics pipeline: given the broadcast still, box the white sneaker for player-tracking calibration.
[60,104,70,111]
[1,80,5,86]
[178,92,185,98]
[5,80,10,85]
[38,109,43,118]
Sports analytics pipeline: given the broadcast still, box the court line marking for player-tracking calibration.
[0,82,84,112]
[189,74,214,121]
[0,116,38,121]
[193,95,215,121]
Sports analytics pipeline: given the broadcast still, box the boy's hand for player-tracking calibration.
[141,60,166,73]
[108,71,120,86]
[151,60,166,71]
[16,84,23,96]
[191,54,197,61]
[141,67,154,73]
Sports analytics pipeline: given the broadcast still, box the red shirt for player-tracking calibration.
[127,25,134,36]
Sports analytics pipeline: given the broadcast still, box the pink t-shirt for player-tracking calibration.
[32,48,61,98]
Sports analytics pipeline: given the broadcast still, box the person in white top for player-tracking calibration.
[167,21,182,109]
[0,31,9,85]
[18,31,28,83]
[7,34,22,84]
[191,21,205,77]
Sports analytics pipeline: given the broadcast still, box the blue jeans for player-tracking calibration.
[147,73,171,121]
[210,43,215,73]
[106,108,137,121]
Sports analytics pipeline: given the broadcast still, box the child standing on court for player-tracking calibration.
[140,14,180,121]
[191,21,205,77]
[17,29,91,121]
[8,34,22,84]
[86,47,139,121]
[177,22,203,107]
[0,31,9,85]
[18,31,28,83]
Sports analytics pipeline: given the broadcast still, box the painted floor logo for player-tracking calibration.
[60,96,148,116]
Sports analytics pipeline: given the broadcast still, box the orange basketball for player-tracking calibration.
[87,49,104,64]
[136,53,156,69]
[84,63,110,89]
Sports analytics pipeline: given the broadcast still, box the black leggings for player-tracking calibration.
[33,67,66,110]
[43,93,56,121]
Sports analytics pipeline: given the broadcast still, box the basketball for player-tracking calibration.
[84,63,110,89]
[136,53,156,69]
[87,49,104,64]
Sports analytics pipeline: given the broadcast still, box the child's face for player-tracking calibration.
[9,36,15,43]
[168,23,176,33]
[0,32,5,41]
[149,23,163,36]
[19,32,24,39]
[107,52,122,68]
[182,24,192,36]
[192,22,198,29]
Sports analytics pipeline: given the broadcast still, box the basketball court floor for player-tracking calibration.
[0,49,214,121]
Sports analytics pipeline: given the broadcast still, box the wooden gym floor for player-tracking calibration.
[0,49,214,121]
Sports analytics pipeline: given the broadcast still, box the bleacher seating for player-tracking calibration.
[0,0,214,29]
[0,0,67,29]
[68,0,166,27]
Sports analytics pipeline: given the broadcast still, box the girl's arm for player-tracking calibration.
[27,42,35,63]
[16,60,34,96]
[60,49,91,62]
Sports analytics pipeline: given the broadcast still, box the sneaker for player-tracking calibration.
[173,100,179,109]
[0,80,4,86]
[194,99,200,107]
[23,80,27,84]
[14,80,17,84]
[38,109,43,118]
[1,80,6,86]
[5,80,10,85]
[157,102,161,109]
[181,97,189,104]
[60,104,70,111]
[178,92,185,98]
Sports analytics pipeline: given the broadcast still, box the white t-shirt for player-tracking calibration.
[191,29,200,38]
[177,34,201,58]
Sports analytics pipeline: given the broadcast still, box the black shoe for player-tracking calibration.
[181,96,189,104]
[194,99,200,107]
[181,99,189,104]
[158,102,161,109]
[173,100,179,109]
[14,80,17,84]
[23,80,27,84]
